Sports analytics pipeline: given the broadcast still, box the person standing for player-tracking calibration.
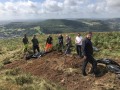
[65,35,72,54]
[58,34,64,52]
[45,35,53,52]
[22,34,29,52]
[75,33,83,57]
[82,32,98,76]
[31,35,40,54]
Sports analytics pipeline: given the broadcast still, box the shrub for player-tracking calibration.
[3,58,12,65]
[15,74,33,86]
[6,68,21,76]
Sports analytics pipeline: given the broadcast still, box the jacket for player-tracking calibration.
[46,36,53,44]
[82,37,93,56]
[23,37,28,44]
[32,38,39,46]
[58,35,63,44]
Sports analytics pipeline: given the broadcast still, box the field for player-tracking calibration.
[0,32,120,90]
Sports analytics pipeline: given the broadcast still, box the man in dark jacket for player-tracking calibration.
[22,34,29,52]
[31,35,40,54]
[58,34,64,52]
[82,32,98,76]
[58,34,63,45]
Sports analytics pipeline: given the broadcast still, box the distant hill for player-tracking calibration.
[0,18,120,38]
[39,19,88,33]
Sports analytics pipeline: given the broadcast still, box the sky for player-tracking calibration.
[0,0,120,20]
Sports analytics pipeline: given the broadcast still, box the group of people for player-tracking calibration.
[22,32,100,77]
[23,34,53,54]
[57,33,82,55]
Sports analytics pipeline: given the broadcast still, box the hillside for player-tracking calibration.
[0,18,120,38]
[0,32,120,90]
[39,19,88,33]
[4,51,120,90]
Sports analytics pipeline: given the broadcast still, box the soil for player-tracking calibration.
[4,51,120,90]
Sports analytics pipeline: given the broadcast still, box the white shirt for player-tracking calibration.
[75,36,83,45]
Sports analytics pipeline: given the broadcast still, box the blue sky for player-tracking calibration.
[0,0,119,20]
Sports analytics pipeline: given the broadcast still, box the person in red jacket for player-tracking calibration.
[45,35,53,52]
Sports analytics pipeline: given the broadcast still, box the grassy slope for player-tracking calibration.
[1,32,120,67]
[0,32,120,90]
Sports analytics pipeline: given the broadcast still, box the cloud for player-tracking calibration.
[64,0,84,6]
[0,0,119,20]
[87,2,107,14]
[86,0,120,18]
[106,0,120,13]
[0,1,36,15]
[106,0,120,7]
[42,0,63,12]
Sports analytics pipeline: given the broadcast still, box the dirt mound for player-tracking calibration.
[4,51,120,90]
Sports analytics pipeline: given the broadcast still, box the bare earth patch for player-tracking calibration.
[4,51,120,90]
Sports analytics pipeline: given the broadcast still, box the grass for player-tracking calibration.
[15,74,33,86]
[0,68,65,90]
[5,68,21,76]
[0,31,120,63]
[0,32,120,90]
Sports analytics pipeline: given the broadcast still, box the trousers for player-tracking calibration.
[33,45,40,54]
[76,45,82,57]
[82,55,98,75]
